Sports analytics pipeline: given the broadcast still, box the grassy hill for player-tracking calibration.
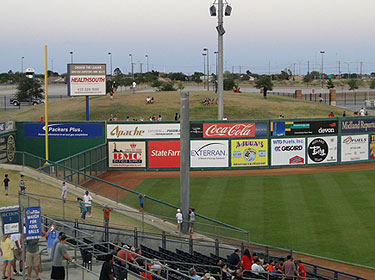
[0,91,347,121]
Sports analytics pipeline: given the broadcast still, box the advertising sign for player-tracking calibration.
[271,120,337,136]
[0,121,15,133]
[0,134,16,164]
[190,123,203,139]
[271,138,306,166]
[107,124,180,139]
[68,64,106,96]
[341,119,375,133]
[190,140,229,168]
[203,122,267,138]
[341,134,368,162]
[108,141,146,167]
[148,140,180,168]
[0,206,20,235]
[25,206,41,240]
[24,123,103,138]
[307,136,337,164]
[231,139,268,167]
[370,135,375,159]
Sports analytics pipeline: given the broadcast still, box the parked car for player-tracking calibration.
[10,96,44,106]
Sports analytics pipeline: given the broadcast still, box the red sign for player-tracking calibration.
[289,156,304,164]
[203,123,255,138]
[148,141,180,168]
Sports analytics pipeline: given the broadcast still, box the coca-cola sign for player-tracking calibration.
[203,123,259,138]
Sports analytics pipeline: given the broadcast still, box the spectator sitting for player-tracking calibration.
[158,115,162,121]
[113,115,118,121]
[239,249,252,271]
[233,87,237,92]
[227,249,241,268]
[231,269,243,280]
[267,259,275,273]
[237,87,241,93]
[146,96,151,104]
[251,259,265,276]
[108,114,113,121]
[140,117,144,121]
[149,116,153,121]
[150,260,162,276]
[150,97,155,104]
[140,265,152,280]
[189,268,200,280]
[328,112,334,117]
[126,116,130,121]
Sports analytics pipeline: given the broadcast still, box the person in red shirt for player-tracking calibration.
[239,249,253,270]
[328,112,334,117]
[141,266,152,280]
[103,206,112,227]
[296,259,306,280]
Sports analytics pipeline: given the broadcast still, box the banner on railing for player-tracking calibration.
[307,136,337,164]
[271,138,305,166]
[0,205,20,235]
[271,120,338,136]
[25,206,42,240]
[108,141,146,167]
[148,140,180,168]
[341,134,368,162]
[24,123,103,138]
[107,124,180,139]
[231,139,268,167]
[191,140,229,168]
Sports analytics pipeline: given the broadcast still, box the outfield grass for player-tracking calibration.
[120,170,375,267]
[0,169,159,232]
[0,91,347,121]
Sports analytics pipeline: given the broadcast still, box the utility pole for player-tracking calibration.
[145,55,149,72]
[203,48,210,91]
[307,61,310,74]
[202,53,206,90]
[360,61,363,76]
[140,63,143,74]
[320,51,325,93]
[338,61,341,80]
[129,54,134,80]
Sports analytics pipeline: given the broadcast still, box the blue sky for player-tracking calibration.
[1,0,375,75]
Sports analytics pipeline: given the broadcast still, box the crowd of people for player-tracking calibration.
[202,98,218,105]
[107,114,164,122]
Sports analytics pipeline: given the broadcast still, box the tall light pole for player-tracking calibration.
[344,62,350,80]
[202,53,207,90]
[320,50,325,93]
[145,54,149,72]
[70,51,73,64]
[203,48,210,91]
[129,53,134,80]
[21,56,24,73]
[210,0,231,119]
[108,52,112,77]
[214,51,218,79]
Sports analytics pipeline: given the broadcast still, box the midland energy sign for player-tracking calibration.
[68,64,106,96]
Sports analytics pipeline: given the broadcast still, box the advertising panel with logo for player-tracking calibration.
[25,206,42,240]
[341,119,375,133]
[148,141,180,168]
[370,135,375,160]
[0,134,16,164]
[307,136,337,164]
[190,123,203,139]
[231,139,268,167]
[190,140,228,168]
[271,120,337,136]
[0,206,20,235]
[108,142,146,168]
[107,124,180,139]
[341,134,368,162]
[271,138,305,166]
[68,64,106,96]
[202,122,267,138]
[24,123,103,138]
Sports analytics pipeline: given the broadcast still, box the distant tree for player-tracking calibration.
[327,78,335,89]
[190,72,203,84]
[255,75,273,99]
[16,77,43,100]
[223,78,236,90]
[369,80,375,89]
[348,79,359,91]
[167,72,187,81]
[151,80,163,89]
[177,82,185,91]
[304,74,313,83]
[278,70,289,80]
[159,81,176,91]
[310,71,320,80]
[113,68,122,76]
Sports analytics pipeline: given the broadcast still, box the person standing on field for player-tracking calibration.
[83,191,92,218]
[189,208,195,234]
[138,194,146,212]
[103,205,112,227]
[2,174,10,196]
[51,234,74,280]
[176,209,183,232]
[61,182,67,203]
[77,198,87,223]
[19,174,26,193]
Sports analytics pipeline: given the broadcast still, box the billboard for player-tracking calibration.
[307,136,337,164]
[202,122,267,138]
[190,140,229,168]
[371,135,375,159]
[107,124,180,139]
[0,121,15,134]
[0,134,16,164]
[231,139,268,167]
[341,134,368,162]
[0,206,20,235]
[25,206,42,240]
[68,64,106,96]
[24,123,103,138]
[271,138,306,166]
[341,119,375,133]
[108,141,146,167]
[148,140,180,168]
[271,120,337,136]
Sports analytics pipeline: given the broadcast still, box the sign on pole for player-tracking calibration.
[24,206,42,240]
[0,205,20,235]
[67,64,106,96]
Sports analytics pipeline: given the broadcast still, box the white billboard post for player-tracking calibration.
[67,64,106,121]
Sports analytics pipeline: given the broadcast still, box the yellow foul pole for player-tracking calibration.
[44,45,49,162]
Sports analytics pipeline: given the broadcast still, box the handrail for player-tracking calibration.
[55,143,107,164]
[242,269,318,280]
[41,214,94,238]
[302,261,368,280]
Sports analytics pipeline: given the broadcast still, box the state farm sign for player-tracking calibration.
[148,141,180,168]
[203,123,255,138]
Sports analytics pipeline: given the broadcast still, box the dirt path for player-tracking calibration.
[82,162,375,278]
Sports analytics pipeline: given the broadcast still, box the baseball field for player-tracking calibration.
[119,168,375,268]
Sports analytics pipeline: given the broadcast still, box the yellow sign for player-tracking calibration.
[231,139,268,167]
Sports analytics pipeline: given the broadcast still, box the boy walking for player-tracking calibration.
[61,182,67,203]
[19,174,26,193]
[3,174,10,196]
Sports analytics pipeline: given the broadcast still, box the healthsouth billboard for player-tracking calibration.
[341,119,375,133]
[341,134,368,162]
[148,140,180,168]
[68,64,106,96]
[107,124,180,139]
[271,120,337,136]
[231,139,268,167]
[190,140,229,168]
[190,122,268,139]
[271,138,305,166]
[108,141,146,168]
[24,123,103,138]
[307,136,337,164]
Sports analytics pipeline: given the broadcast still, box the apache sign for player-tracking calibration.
[68,64,106,96]
[107,124,180,139]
